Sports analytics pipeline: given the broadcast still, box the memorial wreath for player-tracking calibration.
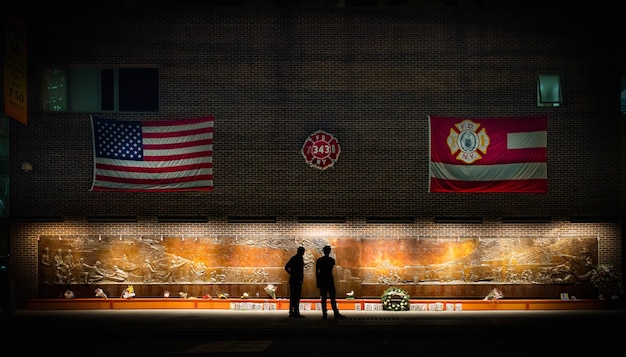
[381,286,410,311]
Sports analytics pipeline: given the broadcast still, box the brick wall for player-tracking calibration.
[5,6,623,307]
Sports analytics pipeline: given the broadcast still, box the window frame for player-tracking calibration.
[537,74,563,107]
[41,66,160,113]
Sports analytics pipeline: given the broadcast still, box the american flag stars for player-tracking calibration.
[94,119,144,161]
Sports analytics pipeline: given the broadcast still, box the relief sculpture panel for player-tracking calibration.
[37,235,599,299]
[357,237,597,285]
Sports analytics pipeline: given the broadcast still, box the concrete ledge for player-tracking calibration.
[25,298,611,310]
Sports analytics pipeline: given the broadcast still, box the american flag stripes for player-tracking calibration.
[90,116,214,191]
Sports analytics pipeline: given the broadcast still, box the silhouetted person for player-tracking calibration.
[316,245,345,319]
[284,246,306,318]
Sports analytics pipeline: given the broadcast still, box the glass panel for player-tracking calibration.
[0,116,9,137]
[620,76,626,114]
[537,74,562,106]
[68,67,100,112]
[41,69,67,112]
[100,69,115,111]
[118,68,159,112]
[0,196,8,217]
[0,138,8,157]
[0,160,9,176]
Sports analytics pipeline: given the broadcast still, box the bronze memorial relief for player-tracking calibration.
[37,235,599,299]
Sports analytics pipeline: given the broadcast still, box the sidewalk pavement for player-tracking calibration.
[3,308,625,356]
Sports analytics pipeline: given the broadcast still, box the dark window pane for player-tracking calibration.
[68,67,99,112]
[100,69,115,111]
[118,68,159,112]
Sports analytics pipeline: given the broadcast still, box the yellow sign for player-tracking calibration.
[4,12,27,125]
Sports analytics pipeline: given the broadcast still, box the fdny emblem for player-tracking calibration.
[447,119,490,164]
[301,130,341,170]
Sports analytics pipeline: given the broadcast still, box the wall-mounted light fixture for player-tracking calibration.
[366,217,415,224]
[21,162,33,172]
[434,216,483,224]
[228,216,277,223]
[569,216,619,223]
[297,216,346,223]
[13,215,64,222]
[157,216,208,223]
[87,215,138,222]
[501,217,551,223]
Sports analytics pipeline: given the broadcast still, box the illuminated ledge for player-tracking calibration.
[25,298,610,311]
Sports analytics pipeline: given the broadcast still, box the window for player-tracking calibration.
[620,75,626,114]
[537,74,562,107]
[41,67,159,113]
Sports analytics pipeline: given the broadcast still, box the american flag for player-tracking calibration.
[429,116,547,193]
[90,116,214,191]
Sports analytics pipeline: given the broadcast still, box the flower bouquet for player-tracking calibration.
[346,291,355,300]
[264,284,277,299]
[591,264,622,288]
[591,264,623,299]
[95,288,108,299]
[122,285,135,299]
[483,288,503,301]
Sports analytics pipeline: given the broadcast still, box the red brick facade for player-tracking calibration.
[4,5,623,308]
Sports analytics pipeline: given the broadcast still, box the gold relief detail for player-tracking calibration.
[38,236,598,298]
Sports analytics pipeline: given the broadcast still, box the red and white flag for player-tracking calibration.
[429,116,547,193]
[91,116,214,191]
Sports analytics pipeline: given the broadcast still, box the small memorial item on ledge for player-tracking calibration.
[483,288,503,301]
[590,264,623,300]
[264,284,277,299]
[121,285,135,299]
[381,287,410,311]
[179,292,188,299]
[241,292,250,299]
[63,290,75,299]
[163,290,170,299]
[218,293,229,299]
[95,288,108,299]
[202,293,212,299]
[346,291,355,299]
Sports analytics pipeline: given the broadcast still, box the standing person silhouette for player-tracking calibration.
[316,245,345,319]
[284,246,306,318]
